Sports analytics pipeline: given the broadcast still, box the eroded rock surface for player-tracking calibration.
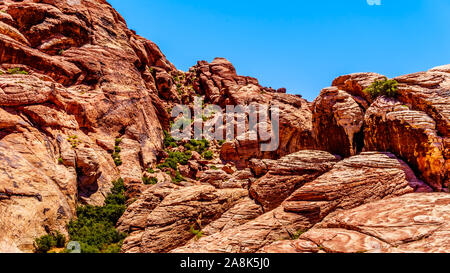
[0,0,448,254]
[170,152,428,253]
[0,0,173,252]
[262,193,450,253]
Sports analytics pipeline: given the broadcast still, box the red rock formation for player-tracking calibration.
[187,58,316,168]
[170,152,429,253]
[0,0,448,254]
[0,0,173,252]
[313,68,449,191]
[249,150,340,212]
[262,193,450,253]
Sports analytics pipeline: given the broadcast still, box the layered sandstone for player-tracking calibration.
[0,0,448,254]
[0,0,173,252]
[261,193,450,253]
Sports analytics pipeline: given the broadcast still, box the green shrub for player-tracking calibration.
[158,151,192,170]
[35,235,56,253]
[189,225,204,240]
[67,135,81,149]
[218,140,226,146]
[202,150,214,160]
[185,139,210,154]
[53,231,66,248]
[112,139,122,167]
[67,178,127,253]
[171,151,192,165]
[6,67,28,75]
[290,229,308,240]
[115,138,122,146]
[172,170,185,184]
[34,231,66,253]
[364,77,399,99]
[58,157,64,164]
[163,130,177,148]
[142,176,158,185]
[147,168,155,174]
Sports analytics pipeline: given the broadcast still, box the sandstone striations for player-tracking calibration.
[0,0,448,254]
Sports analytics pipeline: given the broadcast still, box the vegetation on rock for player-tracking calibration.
[364,77,399,99]
[34,231,66,253]
[112,138,123,166]
[143,176,158,185]
[66,178,128,253]
[6,67,29,75]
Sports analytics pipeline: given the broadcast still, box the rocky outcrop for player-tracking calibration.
[0,0,448,254]
[119,185,248,253]
[171,152,428,253]
[188,58,315,168]
[364,97,448,191]
[261,193,450,253]
[0,0,174,252]
[314,68,449,192]
[312,87,365,157]
[249,150,340,211]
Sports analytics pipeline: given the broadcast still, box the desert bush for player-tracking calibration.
[34,231,66,253]
[189,225,204,240]
[163,130,177,148]
[6,67,28,75]
[67,178,127,253]
[112,138,122,166]
[185,139,210,154]
[67,135,81,148]
[364,77,399,99]
[158,151,192,170]
[202,150,214,160]
[143,176,158,185]
[171,170,185,184]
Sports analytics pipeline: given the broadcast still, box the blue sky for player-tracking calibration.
[109,0,450,101]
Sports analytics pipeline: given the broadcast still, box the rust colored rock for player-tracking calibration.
[0,0,448,254]
[171,152,423,253]
[119,185,249,253]
[312,87,365,157]
[364,97,448,191]
[332,72,385,102]
[0,0,175,251]
[284,152,429,217]
[268,193,450,253]
[249,150,340,211]
[190,58,315,167]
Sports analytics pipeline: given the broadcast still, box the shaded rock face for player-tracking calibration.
[0,0,448,254]
[364,97,448,191]
[312,87,365,157]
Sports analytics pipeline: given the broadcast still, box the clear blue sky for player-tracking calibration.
[109,0,450,101]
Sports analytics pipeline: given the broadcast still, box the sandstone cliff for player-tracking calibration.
[0,0,448,253]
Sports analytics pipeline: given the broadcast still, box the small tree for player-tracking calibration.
[202,150,214,160]
[364,77,399,99]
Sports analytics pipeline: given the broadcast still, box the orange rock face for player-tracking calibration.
[262,193,450,253]
[0,0,448,254]
[0,0,172,252]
